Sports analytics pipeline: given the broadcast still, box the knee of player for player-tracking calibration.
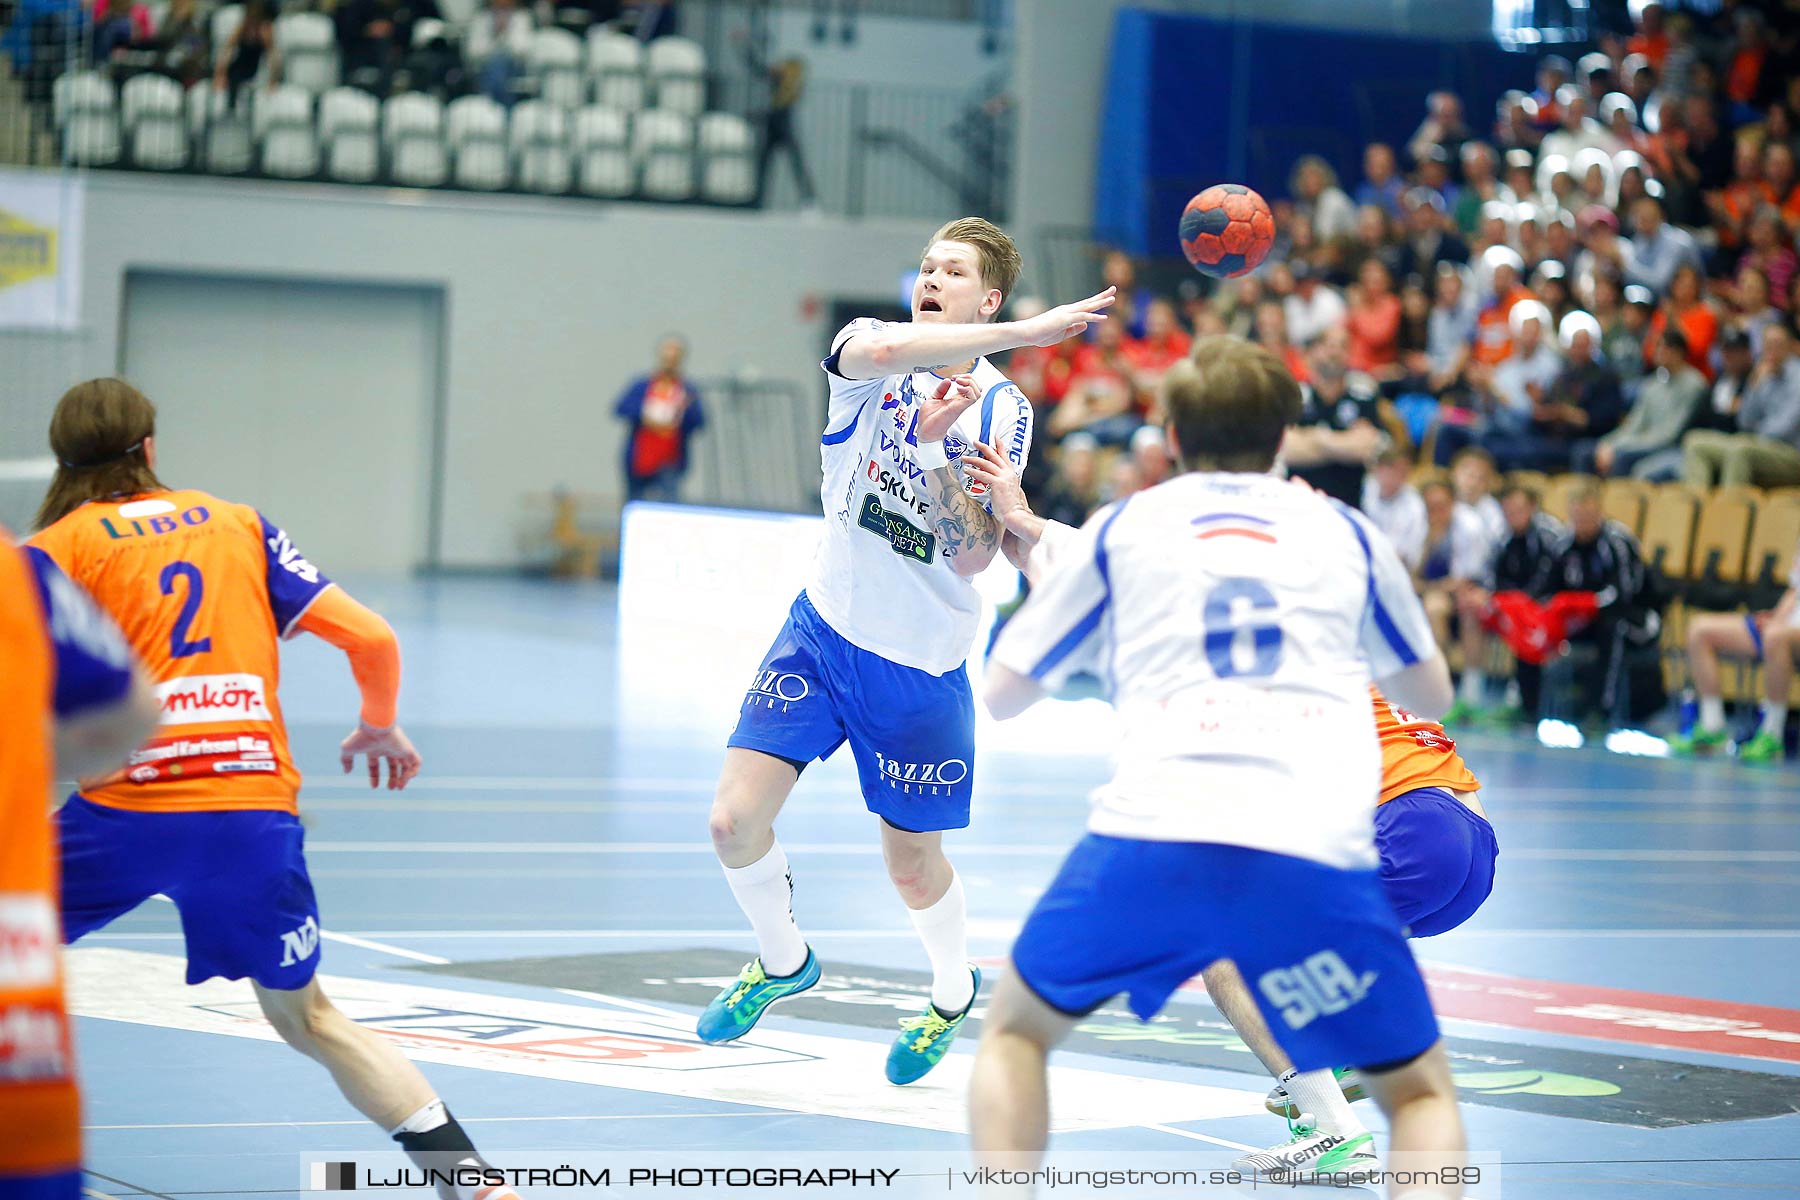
[885,864,933,903]
[260,986,336,1046]
[707,802,754,852]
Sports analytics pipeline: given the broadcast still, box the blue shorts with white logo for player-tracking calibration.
[727,591,976,832]
[1376,787,1499,939]
[57,794,322,990]
[1011,836,1439,1074]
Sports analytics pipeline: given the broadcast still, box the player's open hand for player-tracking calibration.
[915,373,981,443]
[1015,286,1116,348]
[961,439,1030,531]
[340,721,422,790]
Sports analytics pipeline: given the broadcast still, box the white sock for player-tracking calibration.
[908,871,974,1014]
[1761,703,1788,737]
[1278,1068,1369,1139]
[1459,668,1486,705]
[1700,695,1727,733]
[723,841,808,978]
[389,1097,448,1137]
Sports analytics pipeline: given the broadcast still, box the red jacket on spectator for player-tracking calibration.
[1348,292,1402,373]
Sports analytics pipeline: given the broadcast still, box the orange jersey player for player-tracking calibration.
[2,525,155,1200]
[28,379,519,1200]
[1370,684,1495,939]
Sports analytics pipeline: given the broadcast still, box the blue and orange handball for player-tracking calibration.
[1179,185,1275,278]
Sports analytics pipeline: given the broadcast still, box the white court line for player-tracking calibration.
[301,841,1800,864]
[1143,1123,1256,1152]
[557,986,690,1021]
[86,1111,788,1131]
[319,929,451,965]
[83,1188,127,1200]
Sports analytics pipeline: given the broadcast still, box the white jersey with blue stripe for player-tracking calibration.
[805,318,1034,675]
[989,471,1436,869]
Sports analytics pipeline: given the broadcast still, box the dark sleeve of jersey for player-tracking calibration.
[258,513,335,635]
[24,545,137,718]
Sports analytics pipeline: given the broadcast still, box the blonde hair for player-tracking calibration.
[925,216,1022,301]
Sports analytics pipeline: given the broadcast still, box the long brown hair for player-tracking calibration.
[33,378,168,530]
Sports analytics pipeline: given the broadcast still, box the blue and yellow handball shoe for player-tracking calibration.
[885,966,981,1085]
[696,948,821,1044]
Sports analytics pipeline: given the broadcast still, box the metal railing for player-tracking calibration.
[686,374,821,514]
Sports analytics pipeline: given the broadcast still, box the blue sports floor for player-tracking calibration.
[66,577,1800,1199]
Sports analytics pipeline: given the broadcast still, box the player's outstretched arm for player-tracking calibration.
[833,287,1117,380]
[982,664,1041,720]
[292,587,422,790]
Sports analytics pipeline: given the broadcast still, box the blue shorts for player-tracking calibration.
[1375,787,1500,939]
[0,1170,80,1200]
[1011,836,1440,1074]
[727,591,976,832]
[58,795,322,990]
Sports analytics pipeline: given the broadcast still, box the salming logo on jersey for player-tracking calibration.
[266,525,321,584]
[1258,951,1379,1031]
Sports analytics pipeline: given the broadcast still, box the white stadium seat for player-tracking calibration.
[275,11,338,94]
[261,126,319,177]
[633,108,693,201]
[64,112,121,165]
[211,3,244,51]
[319,87,379,142]
[453,140,509,190]
[529,28,584,109]
[446,94,507,148]
[573,104,632,196]
[120,73,182,131]
[54,71,116,127]
[698,112,754,204]
[587,28,644,112]
[325,129,380,182]
[253,86,314,140]
[391,136,448,187]
[511,100,570,194]
[203,117,256,173]
[448,96,509,189]
[382,92,442,146]
[645,35,704,116]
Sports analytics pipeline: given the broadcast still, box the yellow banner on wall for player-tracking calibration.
[0,169,83,329]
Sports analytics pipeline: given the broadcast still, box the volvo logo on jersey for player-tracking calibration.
[864,459,929,518]
[873,753,968,795]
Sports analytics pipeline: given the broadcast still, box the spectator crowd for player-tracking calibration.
[999,0,1800,740]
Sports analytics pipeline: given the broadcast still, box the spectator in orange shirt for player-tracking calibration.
[1645,263,1719,379]
[1474,247,1533,367]
[1126,298,1192,374]
[1347,258,1402,375]
[1766,142,1800,231]
[1708,134,1773,253]
[1627,1,1668,71]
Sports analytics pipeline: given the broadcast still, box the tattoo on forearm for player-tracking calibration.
[924,464,1000,563]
